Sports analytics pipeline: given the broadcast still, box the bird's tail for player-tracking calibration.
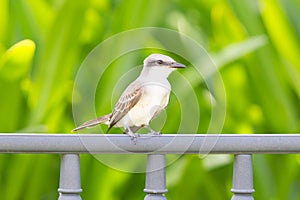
[72,114,111,132]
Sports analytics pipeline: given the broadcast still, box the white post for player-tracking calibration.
[231,154,255,200]
[144,154,168,200]
[58,154,82,200]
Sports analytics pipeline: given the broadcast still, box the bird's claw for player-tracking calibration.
[125,131,138,144]
[148,131,161,135]
[145,125,160,135]
[130,135,137,144]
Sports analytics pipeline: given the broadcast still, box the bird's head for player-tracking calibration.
[142,54,186,78]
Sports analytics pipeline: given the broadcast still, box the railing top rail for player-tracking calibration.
[0,133,299,154]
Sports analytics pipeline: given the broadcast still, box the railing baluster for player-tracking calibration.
[231,154,255,200]
[144,154,168,200]
[58,154,83,200]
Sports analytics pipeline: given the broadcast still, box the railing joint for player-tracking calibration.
[58,188,83,194]
[231,189,255,194]
[144,189,168,194]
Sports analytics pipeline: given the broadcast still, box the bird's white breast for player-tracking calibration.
[117,84,170,128]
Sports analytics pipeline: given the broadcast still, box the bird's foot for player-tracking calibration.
[145,125,161,135]
[147,131,161,135]
[124,131,138,144]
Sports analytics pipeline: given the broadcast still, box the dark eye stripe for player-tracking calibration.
[147,60,165,67]
[157,60,163,64]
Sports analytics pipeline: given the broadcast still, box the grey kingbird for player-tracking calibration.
[73,54,186,141]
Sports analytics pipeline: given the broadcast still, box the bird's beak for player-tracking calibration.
[169,62,186,69]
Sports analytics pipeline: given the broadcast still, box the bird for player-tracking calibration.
[72,53,186,142]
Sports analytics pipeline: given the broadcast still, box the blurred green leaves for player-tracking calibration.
[0,39,35,80]
[0,0,299,200]
[0,39,35,132]
[261,0,300,98]
[28,0,88,129]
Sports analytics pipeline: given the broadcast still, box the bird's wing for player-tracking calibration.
[108,84,143,131]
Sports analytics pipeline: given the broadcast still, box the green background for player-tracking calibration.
[0,0,300,199]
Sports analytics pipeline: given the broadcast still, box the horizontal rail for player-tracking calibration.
[0,134,300,154]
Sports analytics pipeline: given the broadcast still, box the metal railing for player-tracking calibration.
[1,134,300,200]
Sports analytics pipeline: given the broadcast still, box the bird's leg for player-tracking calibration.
[124,127,138,144]
[145,125,161,135]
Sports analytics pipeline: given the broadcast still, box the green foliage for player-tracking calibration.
[0,0,299,199]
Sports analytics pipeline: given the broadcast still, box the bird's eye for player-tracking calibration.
[157,60,163,64]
